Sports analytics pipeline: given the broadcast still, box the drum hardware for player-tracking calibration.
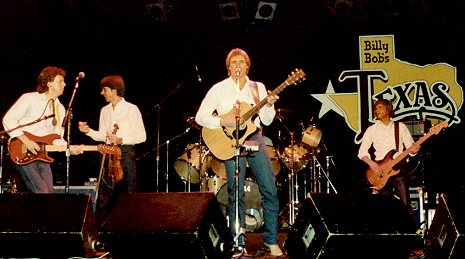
[275,108,294,120]
[156,126,194,192]
[174,143,211,186]
[305,139,338,195]
[276,117,300,226]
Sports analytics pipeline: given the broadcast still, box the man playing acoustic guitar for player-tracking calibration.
[358,98,420,223]
[195,48,285,258]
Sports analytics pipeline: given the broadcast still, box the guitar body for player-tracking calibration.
[202,102,257,160]
[202,69,307,160]
[365,149,401,190]
[9,132,61,165]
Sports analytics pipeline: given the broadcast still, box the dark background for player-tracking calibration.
[1,0,464,199]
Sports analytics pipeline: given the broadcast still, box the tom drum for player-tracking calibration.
[174,143,211,184]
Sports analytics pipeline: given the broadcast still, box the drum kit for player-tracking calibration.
[172,108,333,230]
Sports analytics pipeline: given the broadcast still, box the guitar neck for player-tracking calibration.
[242,82,289,121]
[386,130,434,168]
[45,145,99,152]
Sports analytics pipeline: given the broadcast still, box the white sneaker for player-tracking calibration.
[265,243,284,257]
[231,246,246,258]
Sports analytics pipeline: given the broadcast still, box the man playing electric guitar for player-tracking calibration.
[358,99,420,223]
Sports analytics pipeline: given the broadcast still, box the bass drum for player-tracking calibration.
[174,143,211,184]
[216,179,263,232]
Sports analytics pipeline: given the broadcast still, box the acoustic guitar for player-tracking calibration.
[202,68,306,160]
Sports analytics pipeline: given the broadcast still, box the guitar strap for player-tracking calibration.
[395,121,399,152]
[249,81,260,106]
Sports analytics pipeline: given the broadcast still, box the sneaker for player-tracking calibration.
[231,246,246,259]
[264,243,284,257]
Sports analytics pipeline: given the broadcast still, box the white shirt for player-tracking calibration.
[358,119,415,161]
[86,98,146,145]
[195,76,275,129]
[3,92,65,144]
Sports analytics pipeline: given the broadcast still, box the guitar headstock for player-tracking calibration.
[429,121,448,135]
[286,68,306,85]
[97,144,118,155]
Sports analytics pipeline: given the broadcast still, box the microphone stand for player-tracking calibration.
[277,118,297,226]
[233,99,242,248]
[154,75,194,192]
[61,77,81,194]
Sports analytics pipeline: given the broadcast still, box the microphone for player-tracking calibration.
[75,72,85,81]
[194,65,201,82]
[51,99,57,126]
[236,68,241,78]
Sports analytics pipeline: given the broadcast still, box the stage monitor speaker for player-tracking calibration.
[284,193,420,259]
[0,193,99,258]
[99,192,234,259]
[427,193,465,259]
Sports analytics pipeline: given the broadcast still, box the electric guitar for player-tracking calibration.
[8,131,117,165]
[365,121,448,190]
[202,68,306,160]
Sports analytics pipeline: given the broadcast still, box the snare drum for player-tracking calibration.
[201,175,227,194]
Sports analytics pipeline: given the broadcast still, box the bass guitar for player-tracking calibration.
[202,68,306,160]
[8,132,117,165]
[365,121,448,190]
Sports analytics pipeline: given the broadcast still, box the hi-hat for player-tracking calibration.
[275,108,294,120]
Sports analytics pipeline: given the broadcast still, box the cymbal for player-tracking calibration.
[186,117,201,129]
[275,108,294,120]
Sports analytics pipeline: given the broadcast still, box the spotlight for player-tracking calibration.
[255,1,277,20]
[146,2,166,21]
[218,1,240,20]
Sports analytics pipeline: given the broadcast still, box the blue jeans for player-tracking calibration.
[225,132,280,246]
[15,161,54,193]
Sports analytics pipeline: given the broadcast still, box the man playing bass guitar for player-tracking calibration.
[358,98,420,223]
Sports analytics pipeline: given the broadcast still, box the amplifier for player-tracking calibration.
[54,186,97,211]
[403,120,431,137]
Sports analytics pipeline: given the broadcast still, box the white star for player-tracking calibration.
[311,80,344,118]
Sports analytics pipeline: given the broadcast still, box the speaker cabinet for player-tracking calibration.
[0,193,99,258]
[427,193,465,259]
[284,193,420,259]
[99,192,234,259]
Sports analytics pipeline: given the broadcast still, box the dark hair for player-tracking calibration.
[375,98,394,117]
[37,66,66,93]
[100,75,125,97]
[225,48,251,76]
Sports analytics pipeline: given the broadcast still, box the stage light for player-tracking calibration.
[255,1,277,20]
[218,1,240,20]
[146,2,166,21]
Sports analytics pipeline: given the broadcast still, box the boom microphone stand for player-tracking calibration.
[154,74,196,192]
